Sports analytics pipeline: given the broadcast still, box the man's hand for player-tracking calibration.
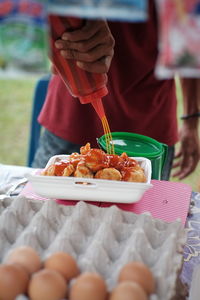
[172,122,200,179]
[50,64,58,75]
[55,20,115,73]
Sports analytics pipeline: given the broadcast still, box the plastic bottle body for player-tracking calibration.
[48,14,108,104]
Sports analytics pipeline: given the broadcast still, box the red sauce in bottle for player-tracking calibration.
[48,14,108,106]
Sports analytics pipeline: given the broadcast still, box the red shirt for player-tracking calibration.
[39,1,178,147]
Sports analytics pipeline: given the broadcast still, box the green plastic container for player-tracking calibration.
[98,132,168,180]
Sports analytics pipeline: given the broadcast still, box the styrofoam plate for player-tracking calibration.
[27,156,152,203]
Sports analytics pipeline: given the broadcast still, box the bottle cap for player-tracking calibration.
[79,86,108,104]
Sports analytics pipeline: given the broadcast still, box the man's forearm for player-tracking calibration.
[181,78,200,114]
[180,78,200,129]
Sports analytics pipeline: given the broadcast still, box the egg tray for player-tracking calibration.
[0,196,186,300]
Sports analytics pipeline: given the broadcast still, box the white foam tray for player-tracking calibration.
[27,156,152,203]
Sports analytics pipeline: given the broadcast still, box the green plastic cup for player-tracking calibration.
[98,132,168,180]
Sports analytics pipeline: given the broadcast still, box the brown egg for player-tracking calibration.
[28,269,68,300]
[109,281,147,300]
[5,246,41,275]
[118,261,155,295]
[44,252,80,281]
[69,272,107,300]
[9,262,30,286]
[0,263,29,300]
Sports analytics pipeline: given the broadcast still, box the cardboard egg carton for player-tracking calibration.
[0,196,186,300]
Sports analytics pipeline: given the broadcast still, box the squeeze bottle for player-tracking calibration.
[48,14,108,119]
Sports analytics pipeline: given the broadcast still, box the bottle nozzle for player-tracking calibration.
[79,86,108,104]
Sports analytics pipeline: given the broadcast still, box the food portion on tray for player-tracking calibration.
[42,143,147,183]
[27,143,152,202]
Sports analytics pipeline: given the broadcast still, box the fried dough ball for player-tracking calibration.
[122,166,146,183]
[69,152,83,168]
[74,162,93,178]
[85,149,109,172]
[108,154,123,170]
[63,164,74,176]
[69,152,81,159]
[42,165,56,176]
[120,152,137,167]
[80,143,91,155]
[42,162,74,176]
[95,168,122,181]
[108,153,137,171]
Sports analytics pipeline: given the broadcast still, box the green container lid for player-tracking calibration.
[98,132,165,158]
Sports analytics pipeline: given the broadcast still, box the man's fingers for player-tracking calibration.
[76,55,113,73]
[172,168,190,179]
[60,44,114,63]
[176,164,196,179]
[174,150,182,158]
[172,161,181,169]
[61,20,105,42]
[172,155,199,179]
[172,150,182,168]
[54,19,115,74]
[56,29,114,53]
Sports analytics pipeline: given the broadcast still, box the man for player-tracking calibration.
[32,0,200,180]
